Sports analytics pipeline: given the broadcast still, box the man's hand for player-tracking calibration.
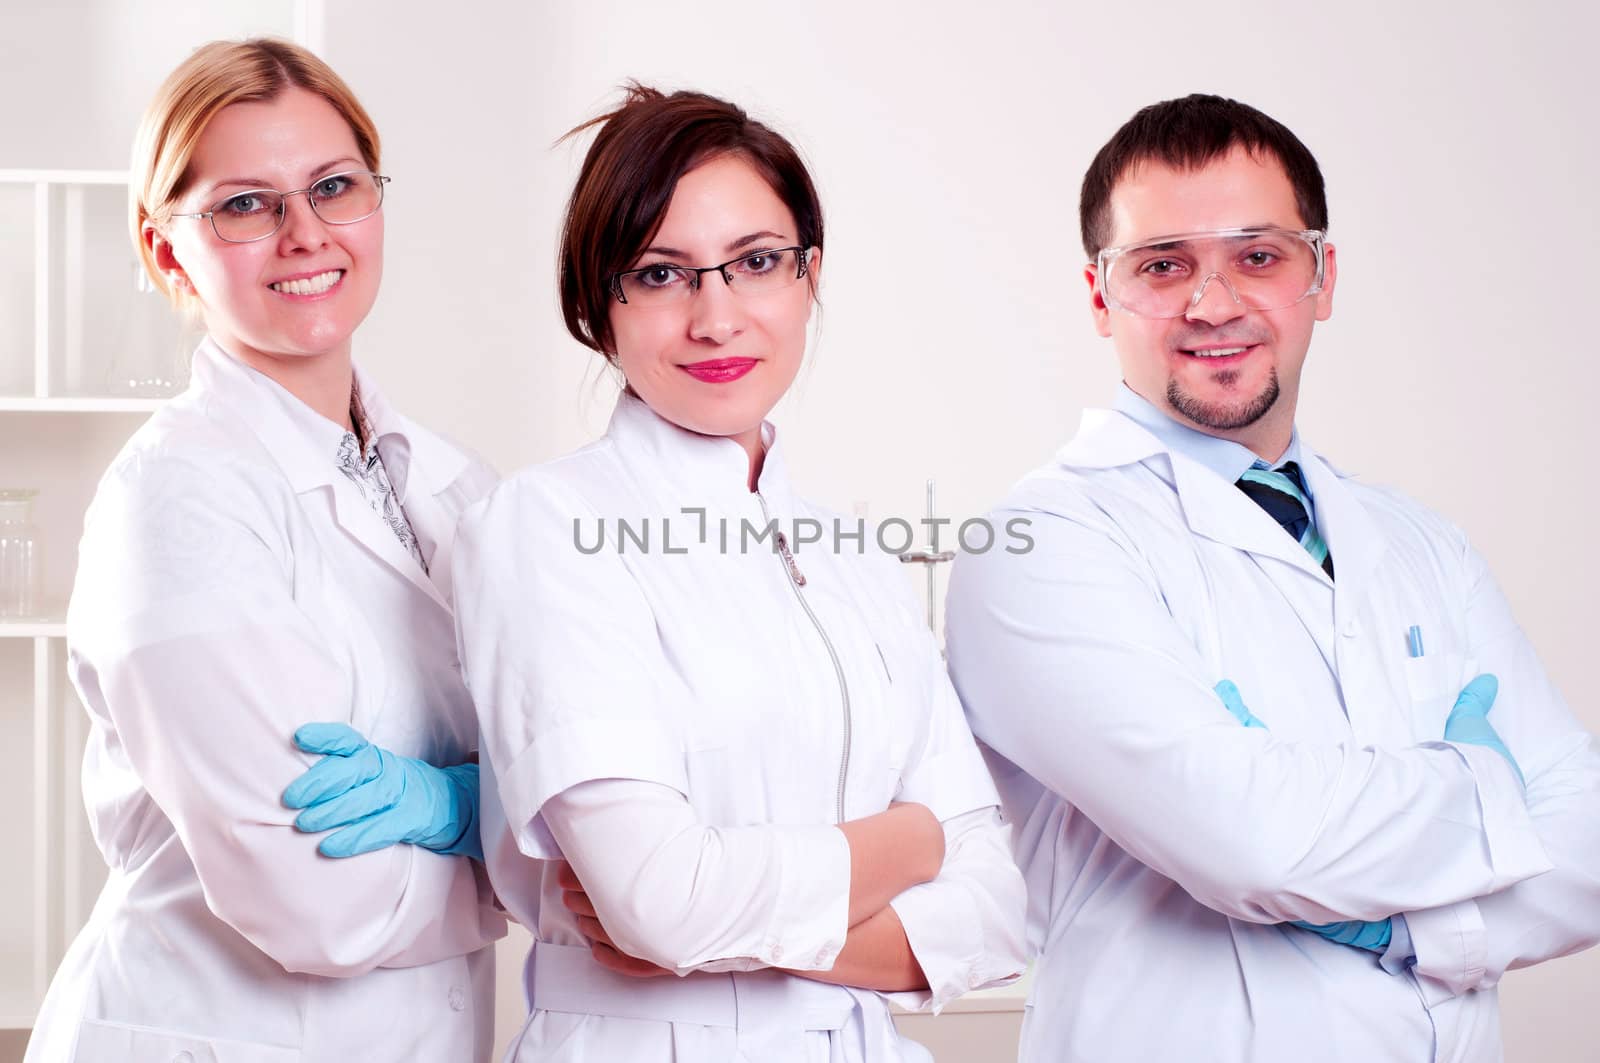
[1443,674,1523,787]
[556,861,674,978]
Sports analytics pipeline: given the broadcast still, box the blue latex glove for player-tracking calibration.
[1442,674,1523,787]
[1290,917,1392,951]
[283,722,483,861]
[1211,680,1394,955]
[1213,680,1267,729]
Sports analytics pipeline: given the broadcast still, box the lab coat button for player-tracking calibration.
[173,1053,195,1063]
[448,985,467,1011]
[1341,621,1358,638]
[770,944,784,961]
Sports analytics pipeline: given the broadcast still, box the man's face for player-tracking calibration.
[1086,146,1336,453]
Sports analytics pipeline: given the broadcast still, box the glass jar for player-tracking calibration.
[0,489,40,620]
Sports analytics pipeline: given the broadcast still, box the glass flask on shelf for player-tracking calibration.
[104,260,190,398]
[0,489,40,620]
[49,183,190,399]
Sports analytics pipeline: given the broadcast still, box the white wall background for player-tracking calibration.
[3,0,1596,1060]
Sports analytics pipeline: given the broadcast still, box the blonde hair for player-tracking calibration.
[130,38,381,304]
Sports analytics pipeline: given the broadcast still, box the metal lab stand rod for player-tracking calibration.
[898,479,955,636]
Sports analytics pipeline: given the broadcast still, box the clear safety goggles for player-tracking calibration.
[1096,226,1326,319]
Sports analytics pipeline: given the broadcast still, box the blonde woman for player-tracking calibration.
[26,39,503,1063]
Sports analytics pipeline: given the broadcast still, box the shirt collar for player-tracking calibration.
[193,336,423,500]
[1113,384,1309,484]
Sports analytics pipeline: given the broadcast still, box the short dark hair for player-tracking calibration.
[1078,94,1327,258]
[558,84,825,359]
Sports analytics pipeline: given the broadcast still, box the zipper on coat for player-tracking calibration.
[758,493,853,824]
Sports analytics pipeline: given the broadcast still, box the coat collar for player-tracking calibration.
[1058,406,1384,611]
[604,389,798,519]
[190,338,461,611]
[1111,384,1320,489]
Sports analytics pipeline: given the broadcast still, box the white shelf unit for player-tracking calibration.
[0,398,164,414]
[0,169,192,407]
[1,167,170,1033]
[0,620,67,640]
[0,634,98,1031]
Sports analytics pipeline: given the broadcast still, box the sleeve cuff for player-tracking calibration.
[1399,899,1488,1005]
[885,810,1027,1014]
[499,715,688,859]
[1432,740,1553,888]
[887,877,985,1013]
[1378,912,1415,975]
[739,824,851,972]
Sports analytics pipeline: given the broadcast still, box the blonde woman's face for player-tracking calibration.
[150,86,384,365]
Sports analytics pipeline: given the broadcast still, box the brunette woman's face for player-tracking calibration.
[608,154,820,449]
[149,87,384,366]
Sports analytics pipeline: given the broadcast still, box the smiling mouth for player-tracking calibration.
[1181,344,1254,359]
[270,269,344,295]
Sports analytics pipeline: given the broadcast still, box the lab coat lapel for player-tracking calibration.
[195,340,451,614]
[1061,409,1335,582]
[325,477,452,612]
[1295,448,1387,637]
[1166,452,1334,582]
[385,437,472,607]
[355,367,470,608]
[395,473,461,604]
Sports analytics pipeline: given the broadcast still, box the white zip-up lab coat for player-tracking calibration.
[453,393,1027,1063]
[945,406,1600,1063]
[26,339,506,1063]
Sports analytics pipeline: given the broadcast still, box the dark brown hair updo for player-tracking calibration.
[558,84,824,360]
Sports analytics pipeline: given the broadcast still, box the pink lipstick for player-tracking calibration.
[681,358,757,383]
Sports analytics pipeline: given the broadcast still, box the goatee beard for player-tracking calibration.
[1168,368,1281,431]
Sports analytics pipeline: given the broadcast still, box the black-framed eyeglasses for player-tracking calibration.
[610,245,813,307]
[170,170,390,243]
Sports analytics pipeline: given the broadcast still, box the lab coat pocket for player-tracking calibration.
[1402,650,1472,740]
[72,1019,301,1063]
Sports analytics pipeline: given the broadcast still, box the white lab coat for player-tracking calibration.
[945,407,1600,1063]
[26,339,506,1063]
[454,393,1027,1063]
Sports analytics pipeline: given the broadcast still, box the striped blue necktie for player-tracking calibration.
[1236,461,1334,579]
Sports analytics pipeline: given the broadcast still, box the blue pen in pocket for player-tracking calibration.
[1407,625,1425,658]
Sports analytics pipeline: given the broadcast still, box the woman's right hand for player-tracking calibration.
[556,861,675,978]
[836,802,946,927]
